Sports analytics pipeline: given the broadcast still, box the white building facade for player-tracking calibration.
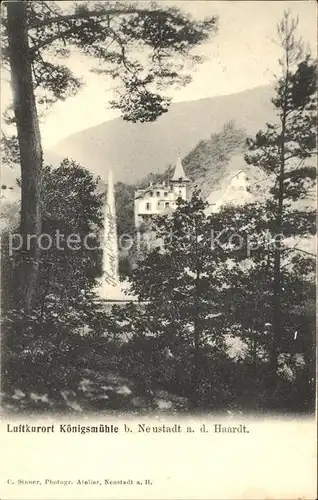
[134,157,190,229]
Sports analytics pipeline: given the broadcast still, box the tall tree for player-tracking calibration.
[207,199,315,408]
[4,160,104,316]
[6,1,43,310]
[38,159,104,317]
[125,192,227,408]
[2,0,217,309]
[245,11,317,388]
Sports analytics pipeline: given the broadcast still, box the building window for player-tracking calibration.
[146,202,151,210]
[164,192,168,197]
[149,191,153,197]
[179,189,182,195]
[156,191,160,197]
[165,202,169,208]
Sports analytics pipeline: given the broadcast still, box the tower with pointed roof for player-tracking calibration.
[170,155,190,201]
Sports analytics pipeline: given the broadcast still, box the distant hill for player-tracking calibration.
[47,85,276,184]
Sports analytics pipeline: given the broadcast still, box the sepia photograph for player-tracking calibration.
[0,0,317,422]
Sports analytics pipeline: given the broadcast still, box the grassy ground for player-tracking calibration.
[1,365,189,417]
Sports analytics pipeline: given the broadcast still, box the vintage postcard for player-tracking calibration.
[0,1,317,499]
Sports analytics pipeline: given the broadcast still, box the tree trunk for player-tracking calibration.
[191,219,201,410]
[7,1,43,311]
[270,250,281,386]
[269,120,287,397]
[191,320,201,409]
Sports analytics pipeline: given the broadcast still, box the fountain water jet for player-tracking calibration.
[97,169,137,303]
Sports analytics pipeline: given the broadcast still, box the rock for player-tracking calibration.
[78,378,94,392]
[12,389,26,400]
[115,385,132,396]
[154,399,173,410]
[29,393,50,404]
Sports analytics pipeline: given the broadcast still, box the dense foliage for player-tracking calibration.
[1,10,316,416]
[2,0,218,311]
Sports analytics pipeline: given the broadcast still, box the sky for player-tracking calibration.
[1,1,317,148]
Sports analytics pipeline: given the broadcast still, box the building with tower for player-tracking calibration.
[134,156,190,229]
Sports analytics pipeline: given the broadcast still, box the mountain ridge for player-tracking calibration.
[48,84,276,184]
